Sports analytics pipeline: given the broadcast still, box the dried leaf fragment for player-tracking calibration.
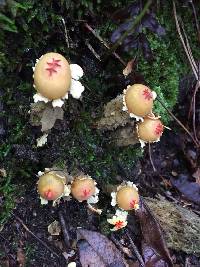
[48,220,61,236]
[77,229,127,267]
[41,106,64,132]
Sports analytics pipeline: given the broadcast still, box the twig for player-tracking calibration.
[110,234,134,259]
[110,0,152,53]
[173,2,198,80]
[192,80,200,143]
[148,143,156,172]
[13,213,60,258]
[156,96,199,147]
[189,0,200,42]
[58,210,70,249]
[180,19,198,74]
[84,23,126,65]
[125,231,145,267]
[85,41,101,61]
[61,18,70,48]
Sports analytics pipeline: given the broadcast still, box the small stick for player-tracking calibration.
[58,210,70,249]
[84,23,126,66]
[13,213,60,258]
[110,234,134,259]
[85,42,101,61]
[148,143,156,172]
[61,18,70,48]
[189,0,200,42]
[126,231,145,267]
[156,96,199,147]
[173,2,198,80]
[192,80,200,143]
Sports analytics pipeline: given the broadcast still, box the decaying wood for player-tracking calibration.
[145,197,200,256]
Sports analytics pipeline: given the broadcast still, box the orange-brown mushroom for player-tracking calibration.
[137,117,164,142]
[124,84,153,117]
[37,173,65,201]
[116,186,139,211]
[34,52,71,99]
[71,176,96,202]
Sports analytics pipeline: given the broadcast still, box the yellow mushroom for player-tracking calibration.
[33,52,71,99]
[37,173,65,201]
[116,185,139,211]
[124,84,153,117]
[71,176,96,202]
[137,117,164,142]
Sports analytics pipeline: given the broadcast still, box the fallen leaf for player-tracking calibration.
[41,106,64,132]
[77,229,127,267]
[135,199,173,267]
[17,248,26,267]
[171,174,200,205]
[123,59,136,76]
[142,243,170,267]
[48,220,61,236]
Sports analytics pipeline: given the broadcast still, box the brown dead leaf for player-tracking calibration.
[123,59,136,76]
[41,107,64,132]
[135,198,173,267]
[30,102,64,132]
[77,229,127,267]
[17,248,26,267]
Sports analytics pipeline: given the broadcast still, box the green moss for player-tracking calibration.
[137,33,183,124]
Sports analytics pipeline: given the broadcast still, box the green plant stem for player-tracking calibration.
[110,0,152,53]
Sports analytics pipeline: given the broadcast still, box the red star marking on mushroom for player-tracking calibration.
[46,58,61,76]
[115,220,124,230]
[129,199,137,209]
[44,189,53,200]
[155,123,163,136]
[143,88,153,101]
[82,188,91,199]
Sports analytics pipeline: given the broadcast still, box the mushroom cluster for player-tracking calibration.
[37,170,100,208]
[33,52,84,107]
[37,169,139,231]
[122,84,166,146]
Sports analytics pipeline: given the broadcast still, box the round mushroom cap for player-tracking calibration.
[116,186,139,211]
[34,52,71,99]
[71,177,96,201]
[125,84,153,117]
[37,173,65,201]
[137,117,164,142]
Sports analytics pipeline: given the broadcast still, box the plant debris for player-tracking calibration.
[135,199,173,267]
[77,229,127,267]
